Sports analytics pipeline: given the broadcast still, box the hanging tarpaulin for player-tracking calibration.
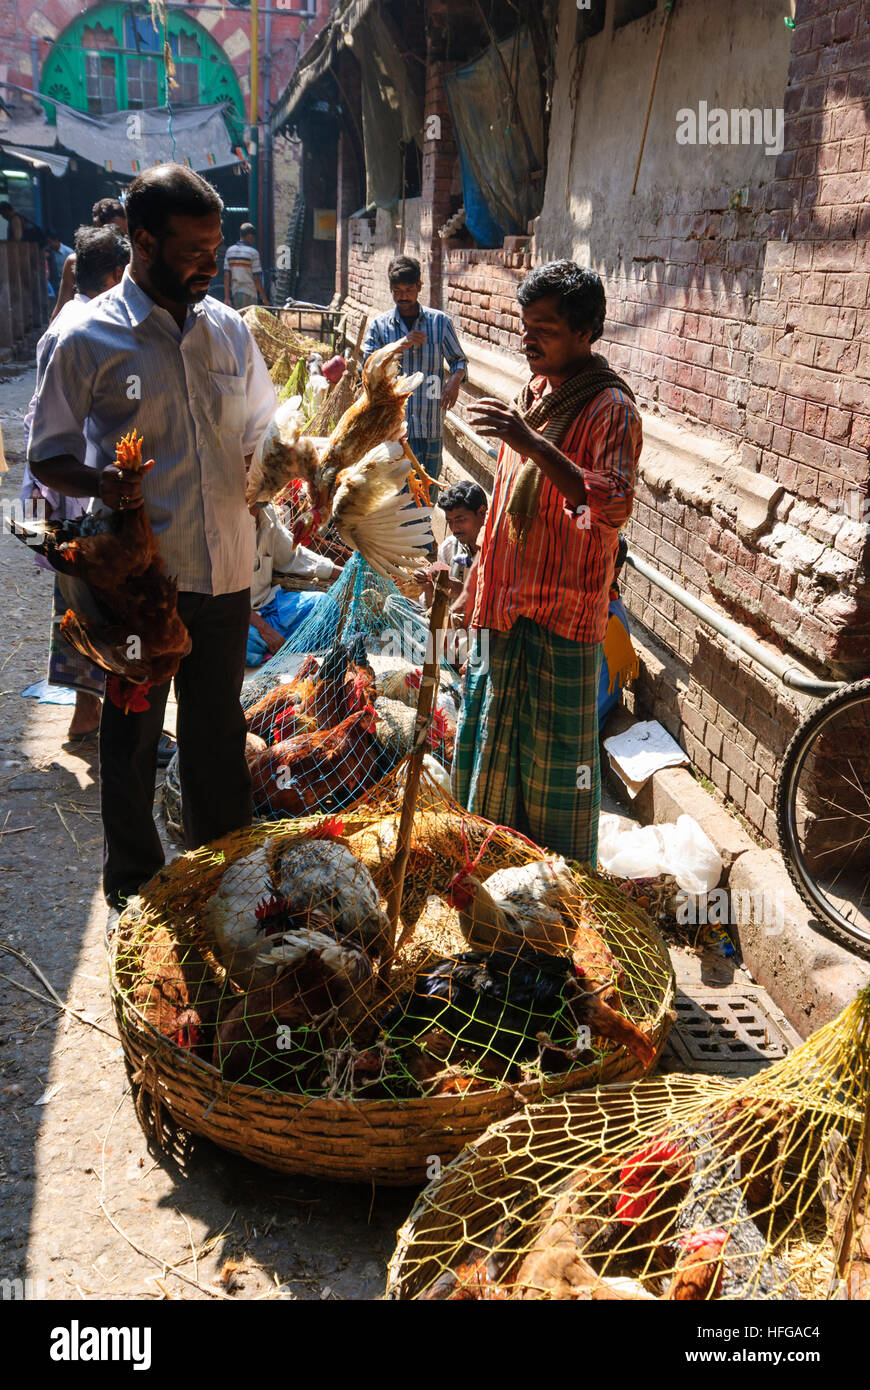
[444,27,545,248]
[54,103,242,176]
[355,9,424,208]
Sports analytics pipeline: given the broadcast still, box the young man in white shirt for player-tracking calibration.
[28,164,277,909]
[224,222,269,309]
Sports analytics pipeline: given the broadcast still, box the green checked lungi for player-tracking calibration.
[452,617,603,865]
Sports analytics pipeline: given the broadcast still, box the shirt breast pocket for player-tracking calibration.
[210,371,246,435]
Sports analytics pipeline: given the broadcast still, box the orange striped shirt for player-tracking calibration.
[472,381,641,644]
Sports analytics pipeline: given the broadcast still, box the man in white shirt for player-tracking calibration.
[247,502,340,664]
[223,222,268,309]
[28,164,277,909]
[21,225,130,739]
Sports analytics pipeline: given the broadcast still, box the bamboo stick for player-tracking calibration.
[385,572,451,955]
[832,1088,870,1295]
[631,1,676,197]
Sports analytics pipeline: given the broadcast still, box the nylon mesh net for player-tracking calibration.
[113,795,674,1108]
[237,555,461,822]
[386,986,870,1300]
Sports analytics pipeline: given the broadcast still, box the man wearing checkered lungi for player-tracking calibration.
[454,262,642,866]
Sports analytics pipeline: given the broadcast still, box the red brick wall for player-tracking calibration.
[443,248,528,354]
[602,192,766,440]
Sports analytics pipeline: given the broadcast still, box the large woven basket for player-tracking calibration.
[109,808,675,1186]
[386,991,870,1295]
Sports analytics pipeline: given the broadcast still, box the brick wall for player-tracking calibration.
[708,0,870,675]
[443,248,528,356]
[602,190,767,440]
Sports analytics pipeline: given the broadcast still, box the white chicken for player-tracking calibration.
[268,837,391,959]
[450,857,583,953]
[244,395,322,506]
[329,439,434,581]
[253,925,374,1009]
[200,842,274,985]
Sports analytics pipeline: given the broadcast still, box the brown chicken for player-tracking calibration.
[131,921,225,1059]
[419,1219,520,1301]
[44,430,191,709]
[244,654,320,742]
[666,1230,729,1300]
[511,1190,656,1300]
[247,706,383,815]
[306,337,430,512]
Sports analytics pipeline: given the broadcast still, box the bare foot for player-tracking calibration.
[68,692,102,738]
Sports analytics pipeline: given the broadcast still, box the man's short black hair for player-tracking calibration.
[92,197,125,226]
[74,225,131,296]
[388,254,421,286]
[517,260,606,343]
[46,228,60,241]
[125,163,223,241]
[0,201,13,216]
[240,222,256,237]
[439,480,488,514]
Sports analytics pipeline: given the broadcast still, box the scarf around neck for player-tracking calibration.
[506,353,636,539]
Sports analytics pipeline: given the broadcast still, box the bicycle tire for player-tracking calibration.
[775,679,870,959]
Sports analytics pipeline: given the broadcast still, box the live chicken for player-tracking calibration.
[381,943,655,1076]
[247,707,383,816]
[213,931,370,1089]
[40,429,190,708]
[268,834,391,960]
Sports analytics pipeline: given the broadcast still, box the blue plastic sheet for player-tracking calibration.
[444,28,545,248]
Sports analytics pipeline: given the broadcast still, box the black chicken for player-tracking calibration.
[381,943,654,1078]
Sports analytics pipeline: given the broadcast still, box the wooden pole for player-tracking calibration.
[832,1089,870,1295]
[385,571,451,955]
[631,1,675,197]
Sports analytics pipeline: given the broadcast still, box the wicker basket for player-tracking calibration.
[109,813,675,1186]
[386,990,870,1295]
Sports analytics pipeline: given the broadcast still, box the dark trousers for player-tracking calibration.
[100,589,253,908]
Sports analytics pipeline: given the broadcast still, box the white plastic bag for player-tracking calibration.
[597,815,668,880]
[597,811,722,894]
[665,814,722,895]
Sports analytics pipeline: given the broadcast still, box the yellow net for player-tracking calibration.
[386,986,870,1300]
[112,787,674,1113]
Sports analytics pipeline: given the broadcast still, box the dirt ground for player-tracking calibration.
[0,364,411,1302]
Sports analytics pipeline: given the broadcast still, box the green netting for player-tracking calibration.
[232,554,461,823]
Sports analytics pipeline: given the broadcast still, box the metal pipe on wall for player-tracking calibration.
[445,414,844,699]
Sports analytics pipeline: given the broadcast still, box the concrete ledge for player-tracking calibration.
[728,849,870,1037]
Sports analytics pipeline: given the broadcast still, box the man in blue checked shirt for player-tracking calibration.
[361,255,467,488]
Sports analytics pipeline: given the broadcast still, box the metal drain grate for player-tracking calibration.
[666,992,792,1074]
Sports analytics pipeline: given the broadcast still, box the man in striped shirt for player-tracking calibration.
[454,262,641,865]
[223,223,269,309]
[361,255,467,486]
[28,165,276,910]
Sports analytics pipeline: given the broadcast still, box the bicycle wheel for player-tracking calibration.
[775,679,870,959]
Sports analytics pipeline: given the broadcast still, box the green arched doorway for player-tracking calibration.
[38,3,251,285]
